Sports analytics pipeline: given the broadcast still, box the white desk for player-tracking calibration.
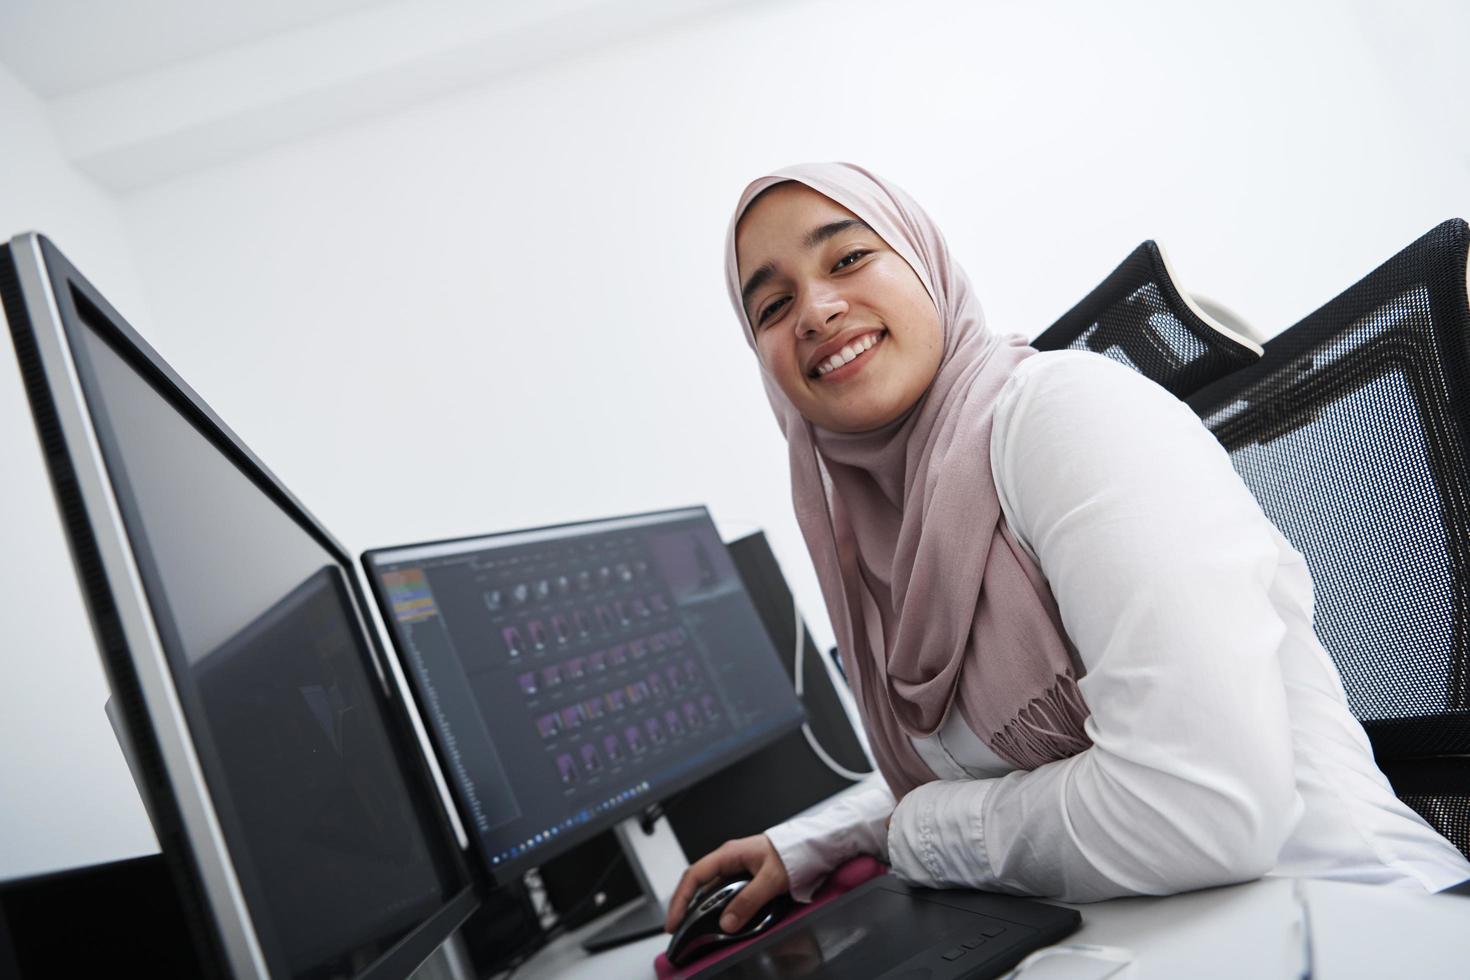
[504,877,1470,979]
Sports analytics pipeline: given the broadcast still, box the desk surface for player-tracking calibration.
[503,876,1470,979]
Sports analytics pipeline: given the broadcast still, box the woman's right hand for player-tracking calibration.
[664,834,792,935]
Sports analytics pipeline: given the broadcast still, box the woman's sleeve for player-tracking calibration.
[886,352,1306,903]
[764,773,895,901]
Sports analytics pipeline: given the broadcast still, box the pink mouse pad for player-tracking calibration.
[654,856,889,979]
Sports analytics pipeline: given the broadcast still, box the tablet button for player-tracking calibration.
[941,947,966,961]
[981,924,1005,937]
[961,937,985,949]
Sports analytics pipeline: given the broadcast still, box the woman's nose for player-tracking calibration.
[796,289,848,337]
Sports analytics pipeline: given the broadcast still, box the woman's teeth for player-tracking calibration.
[815,332,882,377]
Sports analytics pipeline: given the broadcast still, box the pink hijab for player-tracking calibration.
[723,163,1092,798]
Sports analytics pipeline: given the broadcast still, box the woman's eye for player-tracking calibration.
[757,297,789,326]
[833,249,870,271]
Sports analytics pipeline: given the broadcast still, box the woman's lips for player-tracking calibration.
[811,329,886,383]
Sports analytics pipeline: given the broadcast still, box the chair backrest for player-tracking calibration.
[1188,219,1470,857]
[1034,240,1263,397]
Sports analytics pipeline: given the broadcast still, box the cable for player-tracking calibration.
[792,592,873,782]
[499,792,692,978]
[499,850,629,980]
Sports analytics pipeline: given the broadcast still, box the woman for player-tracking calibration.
[666,163,1470,937]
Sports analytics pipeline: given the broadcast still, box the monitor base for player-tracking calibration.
[580,898,667,952]
[579,812,685,953]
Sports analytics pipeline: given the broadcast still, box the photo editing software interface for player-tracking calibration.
[366,508,805,873]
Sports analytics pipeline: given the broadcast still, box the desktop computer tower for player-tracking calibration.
[536,829,642,931]
[0,855,200,978]
[456,878,543,976]
[0,852,544,980]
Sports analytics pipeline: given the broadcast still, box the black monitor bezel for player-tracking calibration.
[362,505,809,885]
[0,233,478,979]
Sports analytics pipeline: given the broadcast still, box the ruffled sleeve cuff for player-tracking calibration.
[887,778,1002,890]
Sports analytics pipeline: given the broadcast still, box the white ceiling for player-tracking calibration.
[0,0,1464,194]
[0,0,396,97]
[0,0,777,192]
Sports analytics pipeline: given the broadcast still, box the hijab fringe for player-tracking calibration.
[988,674,1093,771]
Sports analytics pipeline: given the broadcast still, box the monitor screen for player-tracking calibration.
[1,235,475,978]
[363,507,806,878]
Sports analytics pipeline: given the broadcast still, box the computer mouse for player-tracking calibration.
[666,874,794,968]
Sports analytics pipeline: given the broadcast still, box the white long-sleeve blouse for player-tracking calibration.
[764,350,1470,904]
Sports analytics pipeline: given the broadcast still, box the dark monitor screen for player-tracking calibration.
[363,507,807,879]
[1,235,475,978]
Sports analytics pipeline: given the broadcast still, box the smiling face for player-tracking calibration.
[735,182,943,433]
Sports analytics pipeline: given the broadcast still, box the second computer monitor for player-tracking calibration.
[363,507,806,881]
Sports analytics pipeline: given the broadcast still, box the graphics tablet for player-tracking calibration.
[696,874,1081,979]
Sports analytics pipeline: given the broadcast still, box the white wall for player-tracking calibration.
[0,61,159,879]
[119,0,1468,651]
[4,0,1469,879]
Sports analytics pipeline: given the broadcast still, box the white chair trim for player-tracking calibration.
[1155,243,1265,356]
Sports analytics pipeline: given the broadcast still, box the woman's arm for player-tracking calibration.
[665,773,893,935]
[666,772,893,935]
[765,772,895,901]
[887,352,1305,903]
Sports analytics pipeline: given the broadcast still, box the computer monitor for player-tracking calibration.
[361,508,807,940]
[0,234,478,978]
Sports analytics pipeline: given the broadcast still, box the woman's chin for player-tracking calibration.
[815,399,911,434]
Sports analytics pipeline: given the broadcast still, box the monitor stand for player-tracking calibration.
[581,812,687,953]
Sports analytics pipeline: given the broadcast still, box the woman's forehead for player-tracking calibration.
[734,181,875,279]
[737,182,857,241]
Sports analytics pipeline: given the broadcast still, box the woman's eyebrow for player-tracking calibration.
[803,217,871,249]
[741,218,874,314]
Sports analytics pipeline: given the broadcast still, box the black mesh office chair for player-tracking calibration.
[1033,240,1263,397]
[1185,219,1470,859]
